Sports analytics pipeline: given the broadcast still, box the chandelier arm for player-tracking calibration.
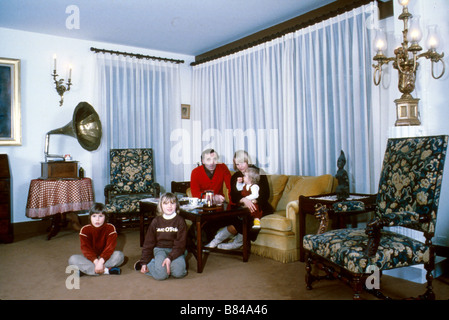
[396,54,405,74]
[373,65,382,86]
[412,52,418,73]
[417,51,446,79]
[431,59,446,80]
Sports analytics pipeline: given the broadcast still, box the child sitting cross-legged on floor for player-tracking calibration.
[68,203,124,276]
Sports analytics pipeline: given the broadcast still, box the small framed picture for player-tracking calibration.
[181,104,190,119]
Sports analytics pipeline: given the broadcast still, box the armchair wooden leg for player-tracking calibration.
[351,276,363,300]
[422,260,436,300]
[305,253,314,290]
[109,214,122,233]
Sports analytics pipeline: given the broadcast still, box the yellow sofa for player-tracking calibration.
[252,174,336,263]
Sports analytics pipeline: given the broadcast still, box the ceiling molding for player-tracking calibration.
[192,0,388,66]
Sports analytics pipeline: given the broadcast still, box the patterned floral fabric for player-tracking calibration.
[375,135,448,235]
[332,201,365,212]
[105,193,154,213]
[303,228,429,274]
[105,148,158,214]
[304,135,448,274]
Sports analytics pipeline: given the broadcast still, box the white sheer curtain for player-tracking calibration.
[93,53,183,193]
[192,2,378,193]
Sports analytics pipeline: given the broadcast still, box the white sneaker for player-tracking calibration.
[204,239,220,248]
[217,234,243,250]
[204,227,232,248]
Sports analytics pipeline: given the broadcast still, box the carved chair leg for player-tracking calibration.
[305,253,314,290]
[351,276,363,300]
[110,214,123,233]
[422,260,436,300]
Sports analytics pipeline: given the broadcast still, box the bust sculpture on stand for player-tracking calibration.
[335,150,349,201]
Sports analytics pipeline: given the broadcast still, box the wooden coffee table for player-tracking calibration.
[139,199,251,273]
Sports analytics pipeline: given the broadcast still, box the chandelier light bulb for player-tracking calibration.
[374,29,387,53]
[426,25,440,50]
[398,0,410,7]
[376,39,386,51]
[409,17,422,43]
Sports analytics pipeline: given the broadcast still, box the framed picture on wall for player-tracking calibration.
[181,104,190,119]
[0,58,21,146]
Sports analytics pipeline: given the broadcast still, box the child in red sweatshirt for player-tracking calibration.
[68,203,124,275]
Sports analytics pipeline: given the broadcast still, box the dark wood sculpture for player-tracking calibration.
[335,150,349,201]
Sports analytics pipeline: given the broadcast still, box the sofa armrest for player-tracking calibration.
[286,199,300,241]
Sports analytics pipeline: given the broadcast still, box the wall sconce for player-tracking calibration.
[373,0,445,126]
[52,55,72,106]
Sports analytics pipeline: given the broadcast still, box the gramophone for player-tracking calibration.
[41,102,102,179]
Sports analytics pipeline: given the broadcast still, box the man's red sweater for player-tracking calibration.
[190,163,231,199]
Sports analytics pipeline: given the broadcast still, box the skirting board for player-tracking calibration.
[12,214,89,237]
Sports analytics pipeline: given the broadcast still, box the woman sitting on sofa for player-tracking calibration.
[205,150,273,250]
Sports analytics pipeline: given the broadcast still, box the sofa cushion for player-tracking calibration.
[275,176,303,211]
[275,174,334,211]
[266,175,288,209]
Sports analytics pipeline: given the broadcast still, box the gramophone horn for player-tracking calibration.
[44,102,102,161]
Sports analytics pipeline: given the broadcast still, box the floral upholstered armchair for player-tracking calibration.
[104,148,160,229]
[303,135,448,300]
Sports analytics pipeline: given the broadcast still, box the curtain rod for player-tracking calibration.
[90,47,184,64]
[191,0,373,66]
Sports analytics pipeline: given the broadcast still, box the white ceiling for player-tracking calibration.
[0,0,336,56]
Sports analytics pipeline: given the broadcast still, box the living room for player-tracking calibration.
[1,0,449,303]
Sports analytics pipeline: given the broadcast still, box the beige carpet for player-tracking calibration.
[1,228,449,301]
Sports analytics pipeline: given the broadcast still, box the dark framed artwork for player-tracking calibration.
[0,58,21,145]
[181,104,190,119]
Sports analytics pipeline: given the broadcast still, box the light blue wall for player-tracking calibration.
[0,27,194,224]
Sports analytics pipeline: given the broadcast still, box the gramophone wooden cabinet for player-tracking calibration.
[0,154,13,243]
[41,161,78,179]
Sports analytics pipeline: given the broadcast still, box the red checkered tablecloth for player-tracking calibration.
[26,178,94,218]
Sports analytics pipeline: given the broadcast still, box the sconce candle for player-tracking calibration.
[426,25,440,50]
[409,17,422,44]
[52,56,73,106]
[374,29,387,52]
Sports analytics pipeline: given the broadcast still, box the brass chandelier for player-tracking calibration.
[372,0,445,126]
